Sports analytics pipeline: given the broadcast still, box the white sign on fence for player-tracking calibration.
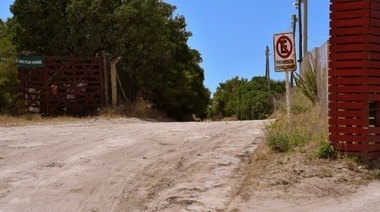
[273,32,297,72]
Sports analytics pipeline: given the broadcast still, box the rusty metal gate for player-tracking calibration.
[18,56,104,116]
[329,0,380,159]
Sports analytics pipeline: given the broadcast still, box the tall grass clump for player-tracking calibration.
[294,57,318,105]
[266,55,328,153]
[266,88,328,153]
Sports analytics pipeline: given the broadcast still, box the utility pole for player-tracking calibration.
[297,0,303,75]
[291,14,297,87]
[265,46,276,111]
[303,0,308,58]
[265,46,271,93]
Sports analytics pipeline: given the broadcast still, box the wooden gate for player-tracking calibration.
[18,56,104,116]
[329,0,380,159]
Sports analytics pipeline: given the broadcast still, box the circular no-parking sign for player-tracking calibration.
[276,35,293,59]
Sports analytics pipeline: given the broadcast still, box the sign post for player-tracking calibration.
[273,32,297,118]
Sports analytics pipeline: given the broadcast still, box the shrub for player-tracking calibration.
[266,89,328,153]
[316,143,335,159]
[265,119,307,152]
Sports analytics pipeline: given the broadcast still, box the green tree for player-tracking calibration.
[10,0,210,120]
[211,76,248,117]
[209,76,285,120]
[10,0,71,55]
[0,21,21,114]
[233,77,275,120]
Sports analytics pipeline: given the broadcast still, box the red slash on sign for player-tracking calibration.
[276,35,293,59]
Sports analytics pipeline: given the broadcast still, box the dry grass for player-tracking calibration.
[98,99,170,121]
[228,88,380,205]
[0,98,168,126]
[0,114,89,127]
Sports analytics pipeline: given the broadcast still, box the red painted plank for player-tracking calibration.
[330,135,372,142]
[330,9,371,20]
[330,34,380,44]
[330,60,380,69]
[329,69,380,77]
[329,86,369,93]
[329,94,369,101]
[329,118,368,126]
[329,109,369,118]
[331,2,371,11]
[367,69,380,76]
[369,146,380,151]
[329,61,367,69]
[329,126,368,134]
[329,78,380,86]
[330,52,370,61]
[331,0,370,2]
[330,26,380,37]
[330,86,380,93]
[330,18,370,28]
[329,77,370,85]
[367,95,380,101]
[330,43,380,53]
[333,143,370,151]
[329,102,368,109]
[368,127,380,134]
[329,69,369,77]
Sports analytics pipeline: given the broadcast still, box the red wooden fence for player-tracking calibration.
[329,0,380,159]
[18,56,104,116]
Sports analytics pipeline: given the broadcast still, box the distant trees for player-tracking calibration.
[4,0,284,120]
[0,20,21,114]
[209,76,285,120]
[9,0,210,120]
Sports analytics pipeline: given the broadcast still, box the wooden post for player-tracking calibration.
[285,70,290,118]
[110,56,122,108]
[102,51,109,107]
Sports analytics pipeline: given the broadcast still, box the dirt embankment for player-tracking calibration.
[0,118,379,211]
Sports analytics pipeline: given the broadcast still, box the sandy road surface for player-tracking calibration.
[1,118,380,212]
[0,118,266,212]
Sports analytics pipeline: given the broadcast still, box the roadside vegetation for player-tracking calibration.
[1,0,210,121]
[208,76,285,120]
[231,61,380,202]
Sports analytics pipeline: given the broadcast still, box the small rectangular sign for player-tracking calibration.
[16,56,44,67]
[273,32,297,72]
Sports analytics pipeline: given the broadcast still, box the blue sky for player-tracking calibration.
[0,0,330,94]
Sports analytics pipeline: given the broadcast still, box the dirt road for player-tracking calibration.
[1,118,379,212]
[0,118,266,211]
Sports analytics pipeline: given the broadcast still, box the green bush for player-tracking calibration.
[0,38,22,115]
[209,76,285,120]
[265,120,307,152]
[316,143,335,159]
[291,104,310,114]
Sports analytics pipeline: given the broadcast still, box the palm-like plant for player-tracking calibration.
[294,58,318,104]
